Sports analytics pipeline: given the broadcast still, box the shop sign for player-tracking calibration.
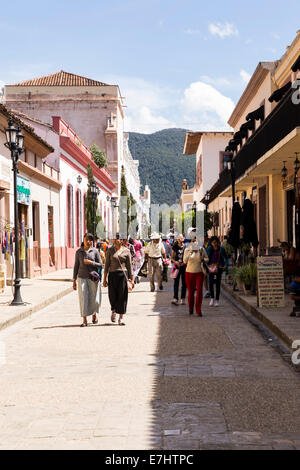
[17,176,30,205]
[257,256,285,308]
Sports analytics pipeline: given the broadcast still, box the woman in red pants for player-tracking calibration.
[183,241,208,316]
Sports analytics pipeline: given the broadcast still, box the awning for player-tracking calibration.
[291,55,300,72]
[268,81,291,103]
[240,119,255,132]
[246,104,264,121]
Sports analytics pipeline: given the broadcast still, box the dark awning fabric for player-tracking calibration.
[240,119,255,131]
[225,139,238,152]
[268,81,291,103]
[291,55,300,72]
[246,104,264,121]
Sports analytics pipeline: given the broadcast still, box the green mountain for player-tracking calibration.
[128,128,196,206]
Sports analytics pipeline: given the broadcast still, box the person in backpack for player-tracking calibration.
[206,236,228,307]
[171,234,187,305]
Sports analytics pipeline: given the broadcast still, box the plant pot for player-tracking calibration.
[243,283,252,296]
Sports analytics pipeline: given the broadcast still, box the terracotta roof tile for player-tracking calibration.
[0,103,54,152]
[12,70,109,87]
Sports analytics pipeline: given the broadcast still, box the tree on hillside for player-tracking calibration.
[90,143,108,168]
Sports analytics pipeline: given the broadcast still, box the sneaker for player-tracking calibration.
[209,299,214,307]
[171,298,179,305]
[180,299,186,305]
[214,300,219,307]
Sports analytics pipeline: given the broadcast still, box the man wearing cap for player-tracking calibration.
[144,233,166,292]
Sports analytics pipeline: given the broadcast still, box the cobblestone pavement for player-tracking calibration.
[0,279,299,450]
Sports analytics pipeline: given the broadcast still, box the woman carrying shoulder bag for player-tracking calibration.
[206,236,228,307]
[183,241,208,316]
[73,233,102,327]
[103,234,134,326]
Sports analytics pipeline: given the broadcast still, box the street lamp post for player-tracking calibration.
[294,152,300,250]
[4,118,25,305]
[204,191,210,237]
[281,153,300,250]
[224,153,235,206]
[110,197,118,238]
[192,200,197,230]
[91,181,100,240]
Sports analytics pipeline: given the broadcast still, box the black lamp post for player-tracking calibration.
[192,200,197,229]
[110,197,118,238]
[204,191,210,237]
[294,152,300,250]
[91,181,100,240]
[224,152,235,206]
[4,118,25,305]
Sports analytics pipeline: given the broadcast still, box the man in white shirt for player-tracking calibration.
[144,233,166,292]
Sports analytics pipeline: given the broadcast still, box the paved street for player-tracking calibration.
[0,278,300,450]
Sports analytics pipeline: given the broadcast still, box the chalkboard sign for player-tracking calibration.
[257,256,285,308]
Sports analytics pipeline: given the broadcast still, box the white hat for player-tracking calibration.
[151,232,160,240]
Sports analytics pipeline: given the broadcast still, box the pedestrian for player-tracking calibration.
[289,266,300,317]
[171,234,186,305]
[103,234,134,325]
[206,236,228,307]
[132,237,144,283]
[144,233,166,292]
[183,240,208,316]
[73,233,102,327]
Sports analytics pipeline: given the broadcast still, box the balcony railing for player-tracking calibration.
[215,85,300,199]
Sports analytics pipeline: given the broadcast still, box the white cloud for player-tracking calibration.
[125,106,176,134]
[240,69,251,83]
[208,22,239,39]
[200,75,231,87]
[183,29,201,35]
[181,81,235,130]
[101,74,235,133]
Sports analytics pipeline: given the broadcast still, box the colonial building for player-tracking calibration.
[5,71,131,197]
[182,132,233,226]
[0,104,61,282]
[206,31,300,250]
[11,110,115,267]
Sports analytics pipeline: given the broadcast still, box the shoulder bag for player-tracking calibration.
[116,250,133,292]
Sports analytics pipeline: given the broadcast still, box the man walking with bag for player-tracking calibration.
[144,233,166,292]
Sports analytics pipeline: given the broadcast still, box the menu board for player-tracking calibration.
[257,256,285,308]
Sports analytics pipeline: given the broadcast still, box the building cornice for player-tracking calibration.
[228,62,277,129]
[60,137,115,191]
[18,160,62,189]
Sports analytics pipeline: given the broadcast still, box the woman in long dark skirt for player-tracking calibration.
[103,235,134,325]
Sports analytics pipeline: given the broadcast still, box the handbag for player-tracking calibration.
[208,250,222,273]
[116,250,133,292]
[170,266,179,279]
[89,271,100,283]
[139,260,148,277]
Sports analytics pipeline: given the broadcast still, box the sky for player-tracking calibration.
[0,0,299,133]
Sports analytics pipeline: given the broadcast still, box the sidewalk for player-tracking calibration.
[222,283,300,349]
[0,269,73,331]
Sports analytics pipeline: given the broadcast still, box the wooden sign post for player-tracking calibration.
[257,256,285,308]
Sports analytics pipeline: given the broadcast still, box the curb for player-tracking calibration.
[0,286,73,332]
[222,282,294,348]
